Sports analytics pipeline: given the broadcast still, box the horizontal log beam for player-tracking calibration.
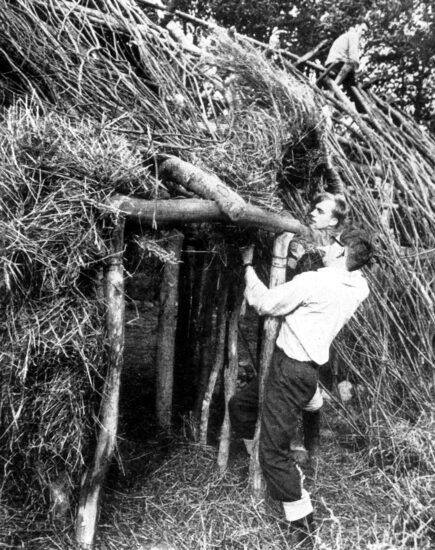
[106,195,310,237]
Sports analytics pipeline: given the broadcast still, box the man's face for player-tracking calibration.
[309,199,338,230]
[317,239,345,267]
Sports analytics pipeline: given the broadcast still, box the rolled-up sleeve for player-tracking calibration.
[244,267,308,317]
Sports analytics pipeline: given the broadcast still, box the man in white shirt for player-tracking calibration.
[288,192,348,461]
[321,23,367,112]
[229,227,373,543]
[325,25,361,77]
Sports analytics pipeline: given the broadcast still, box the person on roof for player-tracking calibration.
[322,23,368,111]
[230,227,373,545]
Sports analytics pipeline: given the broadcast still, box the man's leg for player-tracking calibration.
[229,376,259,445]
[334,62,354,86]
[316,62,342,87]
[302,410,321,457]
[302,385,324,458]
[259,349,318,510]
[291,384,324,463]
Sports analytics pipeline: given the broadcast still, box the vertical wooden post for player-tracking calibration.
[199,271,229,447]
[155,230,184,432]
[76,217,125,549]
[194,263,219,423]
[175,245,199,413]
[250,232,294,497]
[217,277,244,473]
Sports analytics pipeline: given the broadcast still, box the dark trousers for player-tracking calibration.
[324,62,365,113]
[229,348,318,502]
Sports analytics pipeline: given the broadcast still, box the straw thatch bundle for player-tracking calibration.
[0,100,155,503]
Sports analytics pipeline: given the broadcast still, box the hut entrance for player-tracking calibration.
[121,251,161,442]
[120,232,259,446]
[76,184,307,547]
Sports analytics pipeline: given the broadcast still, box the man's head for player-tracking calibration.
[309,193,348,231]
[318,227,373,271]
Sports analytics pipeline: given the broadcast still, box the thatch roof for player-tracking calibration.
[0,0,330,209]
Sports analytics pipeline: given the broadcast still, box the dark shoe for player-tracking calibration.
[291,513,317,548]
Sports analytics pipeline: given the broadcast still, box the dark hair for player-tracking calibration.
[340,227,373,271]
[311,192,348,228]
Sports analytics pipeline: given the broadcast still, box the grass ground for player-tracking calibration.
[2,399,433,550]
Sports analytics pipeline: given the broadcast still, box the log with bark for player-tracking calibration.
[249,232,294,497]
[217,277,245,473]
[155,230,184,431]
[76,218,125,549]
[107,195,310,237]
[158,156,247,222]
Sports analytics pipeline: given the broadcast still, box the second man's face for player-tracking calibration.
[317,240,345,267]
[309,199,337,230]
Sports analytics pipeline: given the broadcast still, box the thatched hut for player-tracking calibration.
[0,0,434,548]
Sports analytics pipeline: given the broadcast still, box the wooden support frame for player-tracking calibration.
[76,218,125,549]
[155,230,185,431]
[80,155,310,544]
[107,195,310,238]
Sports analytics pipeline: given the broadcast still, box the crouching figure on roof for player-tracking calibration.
[321,23,368,112]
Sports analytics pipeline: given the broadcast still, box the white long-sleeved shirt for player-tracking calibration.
[325,28,361,68]
[244,266,369,365]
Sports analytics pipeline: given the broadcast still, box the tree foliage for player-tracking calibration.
[179,0,434,126]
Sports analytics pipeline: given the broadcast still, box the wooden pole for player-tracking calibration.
[249,232,294,497]
[294,39,328,68]
[174,245,196,412]
[76,218,125,549]
[217,277,244,473]
[107,195,311,238]
[155,230,184,431]
[183,250,206,417]
[193,262,219,422]
[199,271,229,447]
